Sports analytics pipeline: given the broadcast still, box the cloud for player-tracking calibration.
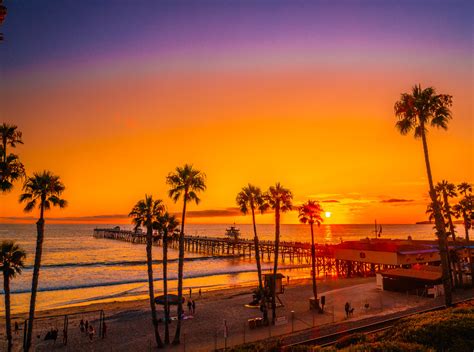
[184,208,241,218]
[321,200,340,203]
[380,198,414,203]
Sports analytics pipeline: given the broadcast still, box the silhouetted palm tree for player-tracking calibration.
[129,195,165,348]
[0,123,23,162]
[19,171,67,351]
[298,200,324,311]
[155,212,179,345]
[166,164,206,344]
[236,184,268,292]
[436,180,457,241]
[265,183,293,323]
[395,84,453,306]
[0,123,24,193]
[0,241,26,352]
[453,183,473,286]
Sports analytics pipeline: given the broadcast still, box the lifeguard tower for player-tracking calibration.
[264,273,285,307]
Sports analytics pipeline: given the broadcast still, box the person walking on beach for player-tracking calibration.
[192,300,196,314]
[85,320,89,332]
[88,325,95,341]
[199,288,202,297]
[187,299,192,313]
[344,302,350,318]
[102,321,107,338]
[14,321,19,335]
[79,319,85,333]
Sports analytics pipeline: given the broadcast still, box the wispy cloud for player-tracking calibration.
[380,198,414,203]
[321,200,340,203]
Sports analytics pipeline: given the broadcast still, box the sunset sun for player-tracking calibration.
[325,211,332,218]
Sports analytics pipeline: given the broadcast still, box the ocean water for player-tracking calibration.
[0,223,436,313]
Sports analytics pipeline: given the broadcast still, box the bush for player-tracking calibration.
[334,333,367,349]
[342,341,431,352]
[380,306,474,352]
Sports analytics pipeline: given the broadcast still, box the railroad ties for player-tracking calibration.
[93,228,386,278]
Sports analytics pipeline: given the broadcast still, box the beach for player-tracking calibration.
[1,275,453,351]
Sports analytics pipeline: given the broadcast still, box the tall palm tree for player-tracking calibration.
[298,200,324,311]
[19,171,67,351]
[129,195,165,349]
[265,183,293,324]
[0,241,26,352]
[236,184,268,292]
[155,212,179,344]
[395,84,453,306]
[166,164,206,344]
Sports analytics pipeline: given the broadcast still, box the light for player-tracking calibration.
[325,211,331,218]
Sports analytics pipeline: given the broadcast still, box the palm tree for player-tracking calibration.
[0,123,23,163]
[19,171,67,351]
[394,84,453,306]
[155,212,179,344]
[436,180,462,286]
[298,200,324,311]
[436,180,457,241]
[265,183,293,324]
[129,195,165,348]
[454,183,473,286]
[166,164,206,344]
[0,241,26,352]
[0,123,25,194]
[236,184,268,292]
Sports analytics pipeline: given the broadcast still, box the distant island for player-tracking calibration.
[416,220,464,225]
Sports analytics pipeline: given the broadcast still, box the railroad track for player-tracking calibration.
[282,297,473,350]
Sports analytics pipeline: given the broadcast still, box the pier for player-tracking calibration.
[92,228,444,278]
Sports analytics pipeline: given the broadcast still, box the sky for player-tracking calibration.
[0,0,472,224]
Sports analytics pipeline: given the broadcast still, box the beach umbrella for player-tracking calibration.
[155,294,185,306]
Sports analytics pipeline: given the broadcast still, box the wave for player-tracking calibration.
[5,264,309,295]
[23,255,231,270]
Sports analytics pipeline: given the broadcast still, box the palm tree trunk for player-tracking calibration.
[421,129,452,306]
[443,194,460,287]
[251,205,263,291]
[163,231,170,344]
[25,203,45,352]
[173,195,187,344]
[310,222,319,310]
[272,205,280,324]
[3,269,12,352]
[146,225,163,348]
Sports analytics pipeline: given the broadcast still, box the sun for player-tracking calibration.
[325,211,331,218]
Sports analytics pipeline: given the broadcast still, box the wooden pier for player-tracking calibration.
[93,228,397,278]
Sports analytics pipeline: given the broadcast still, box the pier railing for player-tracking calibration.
[93,228,383,278]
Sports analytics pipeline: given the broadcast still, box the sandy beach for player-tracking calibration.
[1,275,447,351]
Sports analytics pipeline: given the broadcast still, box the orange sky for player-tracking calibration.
[1,2,472,225]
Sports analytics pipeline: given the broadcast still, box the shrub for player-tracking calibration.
[334,333,367,349]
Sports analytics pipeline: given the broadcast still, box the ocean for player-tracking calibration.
[0,223,436,314]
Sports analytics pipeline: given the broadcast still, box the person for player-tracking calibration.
[187,299,192,313]
[14,321,19,335]
[344,302,350,318]
[85,320,89,332]
[321,295,326,312]
[80,319,85,333]
[189,287,192,298]
[102,321,107,338]
[287,276,290,285]
[199,288,202,297]
[88,325,95,341]
[192,299,196,314]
